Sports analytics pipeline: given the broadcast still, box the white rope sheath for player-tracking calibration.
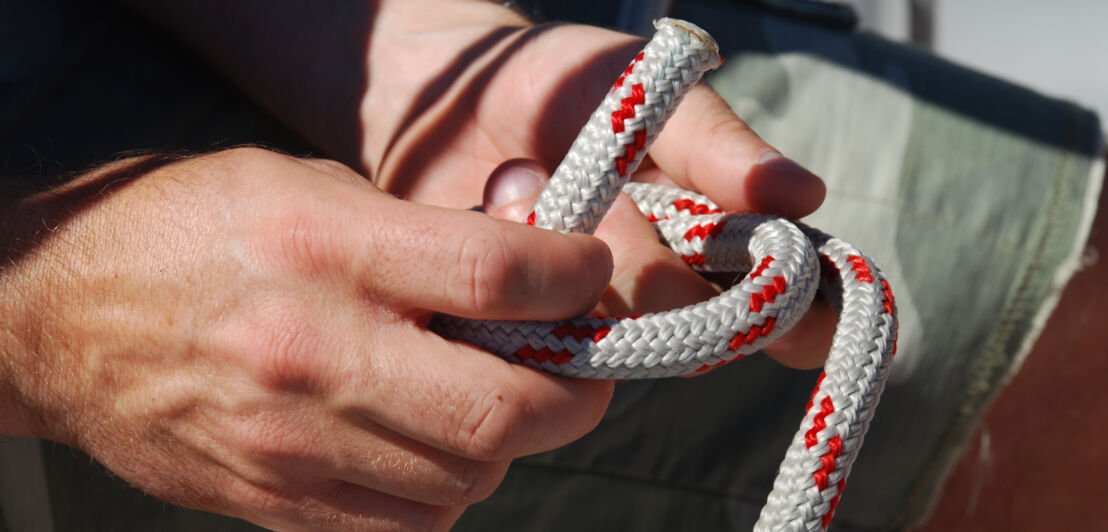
[431,19,898,531]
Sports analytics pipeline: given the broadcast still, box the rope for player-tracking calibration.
[431,18,898,531]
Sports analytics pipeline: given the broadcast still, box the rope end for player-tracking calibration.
[654,18,722,67]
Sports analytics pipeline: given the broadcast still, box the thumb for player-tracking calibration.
[482,159,549,222]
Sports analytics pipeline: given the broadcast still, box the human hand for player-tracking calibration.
[115,1,833,366]
[362,6,833,368]
[0,148,614,530]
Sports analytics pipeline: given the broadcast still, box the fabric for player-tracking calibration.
[1,1,1102,531]
[455,2,1103,531]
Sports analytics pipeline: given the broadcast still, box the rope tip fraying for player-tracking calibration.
[654,18,721,65]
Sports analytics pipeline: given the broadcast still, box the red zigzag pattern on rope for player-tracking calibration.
[611,83,647,177]
[748,255,788,313]
[612,52,645,92]
[527,61,653,228]
[673,198,723,215]
[692,255,785,373]
[514,323,611,366]
[805,395,845,528]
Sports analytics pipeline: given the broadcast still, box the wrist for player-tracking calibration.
[0,299,40,437]
[0,190,66,439]
[0,159,155,442]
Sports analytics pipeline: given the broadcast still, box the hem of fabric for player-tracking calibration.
[1006,128,1106,382]
[899,118,1105,530]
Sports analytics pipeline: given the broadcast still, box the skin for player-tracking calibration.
[1,1,832,530]
[120,0,830,365]
[1,149,618,530]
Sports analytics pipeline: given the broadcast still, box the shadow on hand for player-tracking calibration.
[0,153,185,271]
[379,22,645,200]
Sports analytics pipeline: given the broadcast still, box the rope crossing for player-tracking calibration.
[431,19,898,531]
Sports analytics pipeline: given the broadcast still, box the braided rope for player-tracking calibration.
[431,19,897,531]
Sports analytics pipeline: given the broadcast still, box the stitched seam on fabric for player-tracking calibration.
[887,102,1096,530]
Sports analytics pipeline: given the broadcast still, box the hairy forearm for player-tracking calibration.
[0,157,180,439]
[0,178,74,438]
[0,273,37,437]
[114,0,530,176]
[1,181,54,437]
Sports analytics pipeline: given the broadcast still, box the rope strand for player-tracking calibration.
[431,18,898,530]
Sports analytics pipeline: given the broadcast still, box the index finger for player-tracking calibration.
[356,194,614,321]
[648,84,826,218]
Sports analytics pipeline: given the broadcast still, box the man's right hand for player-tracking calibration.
[0,147,614,531]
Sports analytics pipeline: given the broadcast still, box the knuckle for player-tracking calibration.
[259,206,340,278]
[227,479,297,518]
[451,386,531,461]
[315,482,442,532]
[428,460,497,507]
[246,303,329,392]
[448,228,522,312]
[233,412,317,462]
[704,114,754,141]
[450,460,508,505]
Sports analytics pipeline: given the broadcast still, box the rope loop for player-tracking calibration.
[431,18,898,531]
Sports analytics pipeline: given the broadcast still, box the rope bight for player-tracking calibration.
[432,18,898,531]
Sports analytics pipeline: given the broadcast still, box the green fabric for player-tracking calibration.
[457,3,1103,531]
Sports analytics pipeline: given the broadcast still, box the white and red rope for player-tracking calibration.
[431,18,897,531]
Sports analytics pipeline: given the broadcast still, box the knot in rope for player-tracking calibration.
[432,19,898,531]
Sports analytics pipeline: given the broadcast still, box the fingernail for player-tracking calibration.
[756,151,822,186]
[750,151,826,218]
[486,166,546,208]
[757,151,809,174]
